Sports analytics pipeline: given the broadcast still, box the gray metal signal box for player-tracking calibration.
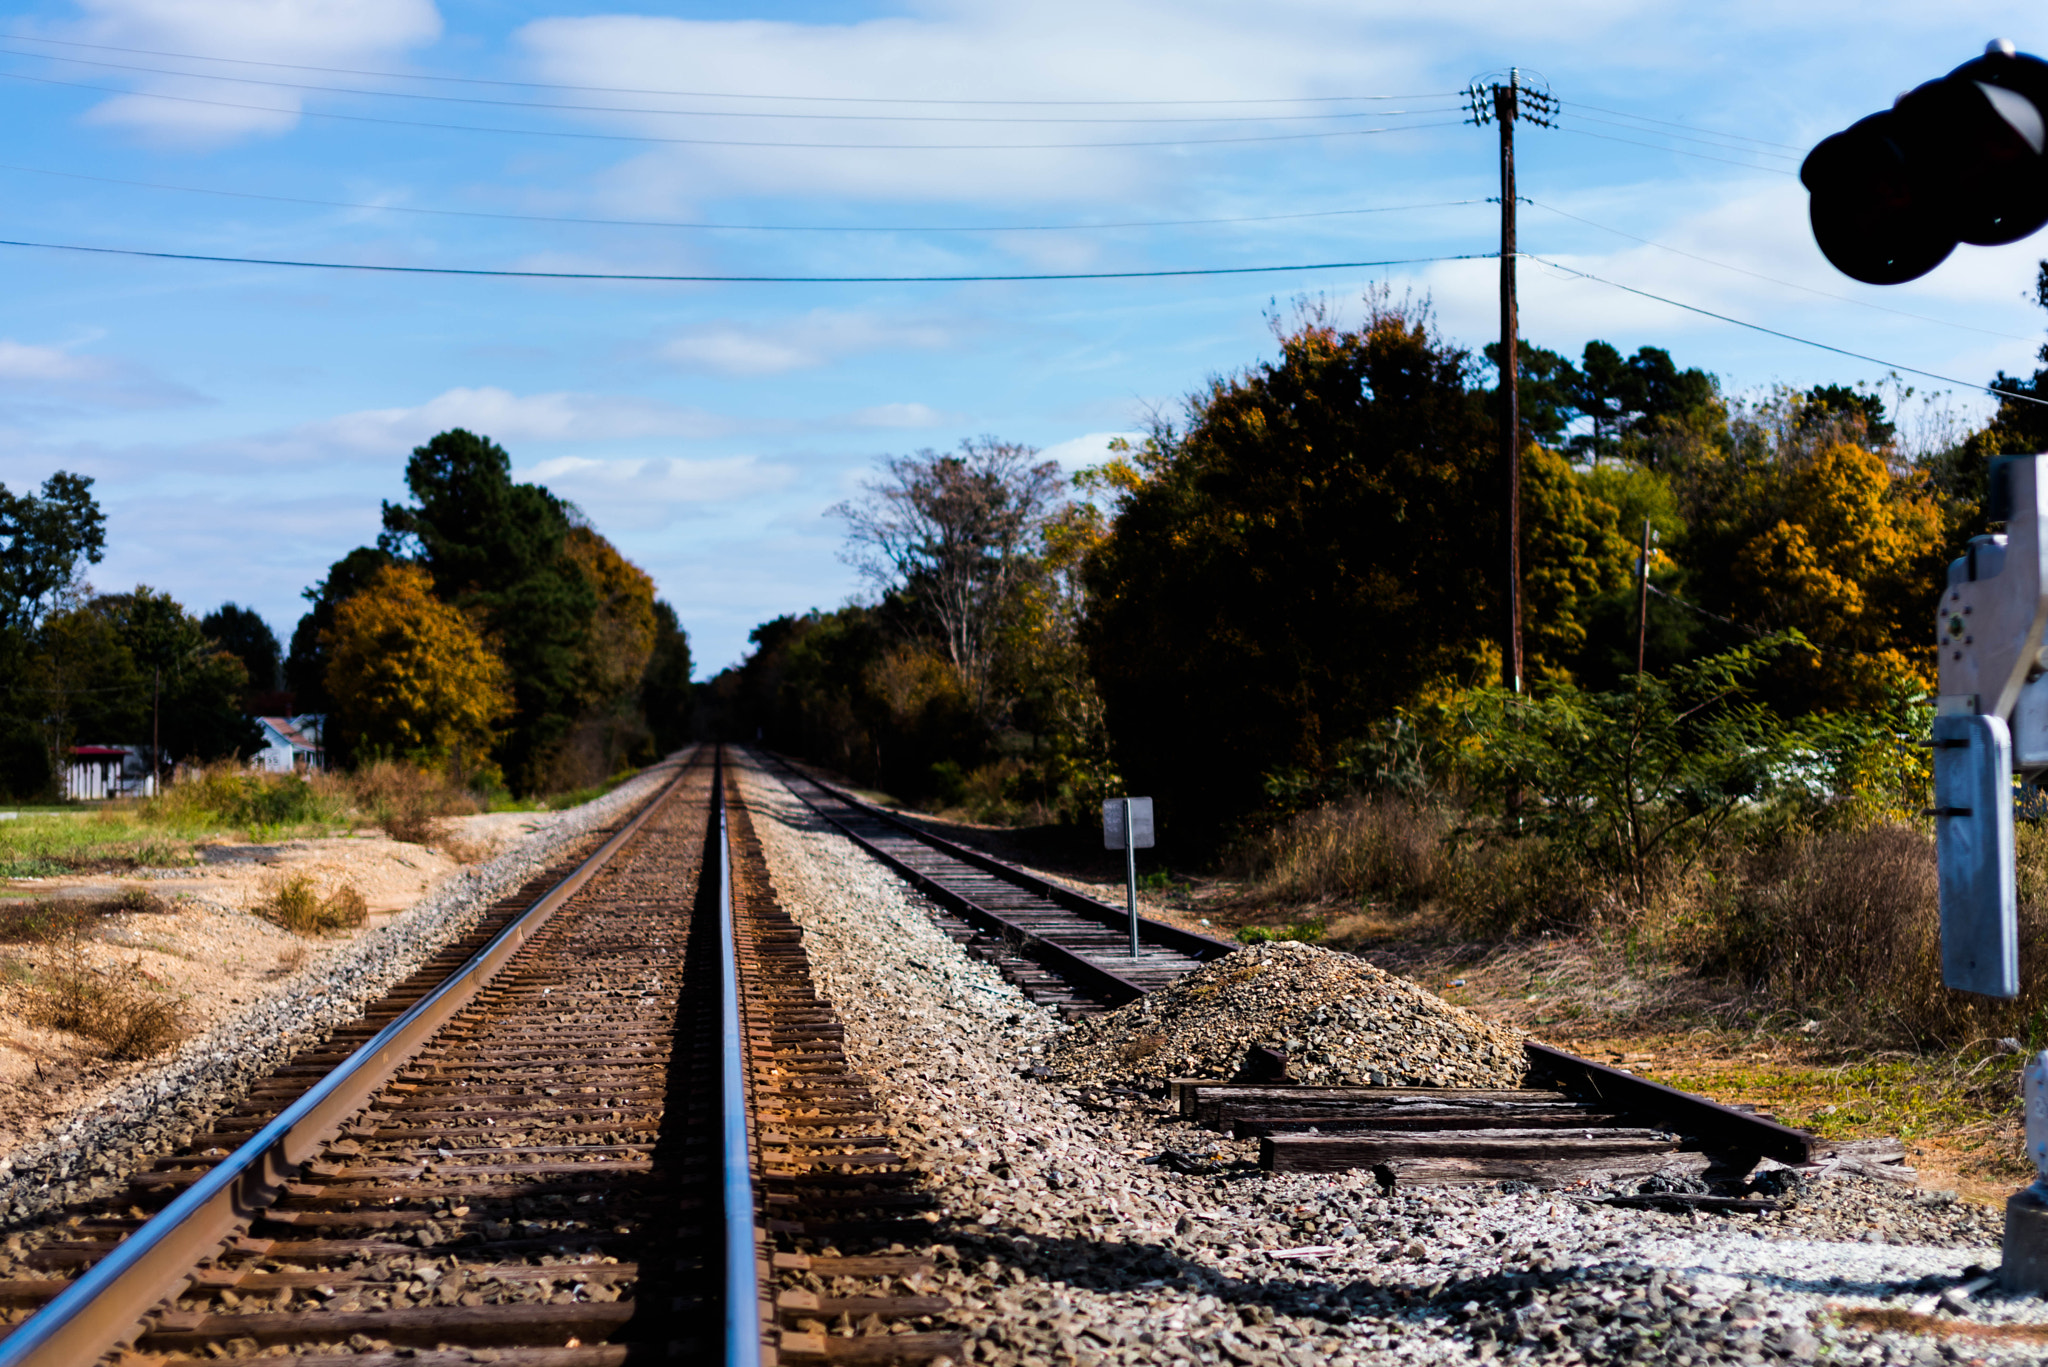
[1935,453,2048,999]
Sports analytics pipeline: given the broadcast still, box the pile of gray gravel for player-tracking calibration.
[1042,939,1528,1088]
[0,754,687,1230]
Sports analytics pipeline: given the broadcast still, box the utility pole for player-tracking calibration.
[1635,518,1654,686]
[1467,71,1556,694]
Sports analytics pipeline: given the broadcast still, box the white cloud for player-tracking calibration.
[513,5,1457,204]
[848,402,945,428]
[292,386,733,457]
[0,338,203,414]
[658,310,958,377]
[1039,430,1140,471]
[522,453,790,504]
[61,0,442,146]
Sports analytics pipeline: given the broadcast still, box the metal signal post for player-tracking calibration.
[1468,71,1556,694]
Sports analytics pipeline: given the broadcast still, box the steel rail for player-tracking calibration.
[772,755,1238,962]
[0,751,700,1367]
[717,750,765,1367]
[766,758,1152,1006]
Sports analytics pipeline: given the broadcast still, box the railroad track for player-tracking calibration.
[765,756,1236,1019]
[0,748,961,1366]
[759,754,1911,1195]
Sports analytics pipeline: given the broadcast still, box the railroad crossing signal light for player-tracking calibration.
[1803,41,2048,284]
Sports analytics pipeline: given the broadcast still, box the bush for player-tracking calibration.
[346,759,478,846]
[146,762,344,833]
[256,873,369,936]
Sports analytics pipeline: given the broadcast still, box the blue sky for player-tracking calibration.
[2,0,2046,674]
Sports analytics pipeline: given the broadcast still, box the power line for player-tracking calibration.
[1523,252,2048,408]
[0,234,1495,283]
[0,48,1465,125]
[1550,124,1795,173]
[1556,110,1801,162]
[0,70,1470,150]
[1557,99,1804,152]
[0,160,1490,233]
[0,32,1455,108]
[1524,199,2038,342]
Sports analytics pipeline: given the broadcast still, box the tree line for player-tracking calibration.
[0,428,692,800]
[712,281,2033,846]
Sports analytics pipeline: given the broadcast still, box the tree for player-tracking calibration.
[380,429,596,790]
[286,546,394,714]
[831,437,1064,719]
[1673,400,1946,712]
[1081,299,1500,839]
[324,564,513,767]
[1570,342,1718,466]
[641,600,694,754]
[0,471,105,634]
[98,588,261,769]
[202,603,282,696]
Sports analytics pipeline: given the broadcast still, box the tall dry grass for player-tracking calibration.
[1727,823,2048,1048]
[0,897,182,1058]
[343,759,479,846]
[1245,792,2048,1050]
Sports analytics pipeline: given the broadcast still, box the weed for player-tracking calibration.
[7,901,182,1058]
[256,874,369,937]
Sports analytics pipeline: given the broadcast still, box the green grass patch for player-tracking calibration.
[1657,1050,2019,1145]
[1237,919,1326,946]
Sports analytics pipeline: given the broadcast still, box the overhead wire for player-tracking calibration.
[0,160,1490,233]
[0,32,1456,107]
[1548,124,1796,173]
[0,70,1470,149]
[0,47,1465,125]
[1523,252,2048,408]
[1556,99,1803,152]
[0,234,1497,282]
[1524,199,2038,342]
[1554,110,1801,161]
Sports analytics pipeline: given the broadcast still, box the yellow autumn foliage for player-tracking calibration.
[324,564,514,763]
[563,526,657,705]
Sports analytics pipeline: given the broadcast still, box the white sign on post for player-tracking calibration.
[1101,797,1155,850]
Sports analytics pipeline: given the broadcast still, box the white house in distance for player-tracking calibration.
[253,715,325,773]
[64,745,156,800]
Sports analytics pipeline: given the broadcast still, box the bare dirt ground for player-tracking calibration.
[0,810,544,1158]
[815,765,2033,1207]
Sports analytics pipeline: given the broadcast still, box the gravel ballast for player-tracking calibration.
[1044,939,1528,1089]
[0,755,687,1230]
[735,752,2041,1367]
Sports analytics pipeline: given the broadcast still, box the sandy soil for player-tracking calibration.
[0,810,544,1157]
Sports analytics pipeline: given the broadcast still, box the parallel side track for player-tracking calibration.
[764,754,1233,1018]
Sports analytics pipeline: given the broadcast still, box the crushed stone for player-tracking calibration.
[1042,939,1529,1089]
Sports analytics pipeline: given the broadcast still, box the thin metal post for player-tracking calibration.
[1496,69,1523,696]
[717,757,763,1367]
[1124,796,1139,958]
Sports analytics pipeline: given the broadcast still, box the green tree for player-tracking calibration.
[1081,300,1499,840]
[99,588,262,768]
[0,471,105,633]
[380,429,597,791]
[641,600,694,754]
[202,602,282,696]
